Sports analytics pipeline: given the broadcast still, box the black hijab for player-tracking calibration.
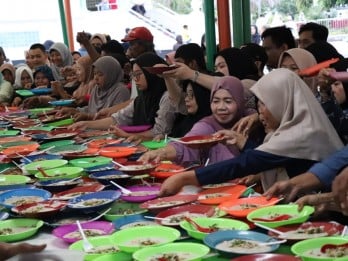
[171,80,212,137]
[133,52,167,126]
[214,47,259,80]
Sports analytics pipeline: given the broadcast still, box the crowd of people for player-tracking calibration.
[1,21,348,258]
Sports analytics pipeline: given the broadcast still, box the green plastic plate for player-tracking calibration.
[0,218,44,242]
[24,159,68,174]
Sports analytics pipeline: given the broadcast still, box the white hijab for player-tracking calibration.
[251,69,343,190]
[14,65,33,89]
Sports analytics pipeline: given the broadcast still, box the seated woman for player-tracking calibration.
[278,48,317,94]
[68,52,176,142]
[11,65,34,106]
[58,56,130,121]
[0,64,16,86]
[139,76,250,165]
[159,69,343,196]
[21,65,55,108]
[170,80,212,138]
[0,73,13,106]
[53,55,94,107]
[48,42,74,82]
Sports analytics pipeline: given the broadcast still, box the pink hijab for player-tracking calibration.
[200,76,246,130]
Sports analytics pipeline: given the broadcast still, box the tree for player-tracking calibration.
[320,0,348,8]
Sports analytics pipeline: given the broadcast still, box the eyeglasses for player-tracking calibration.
[130,70,143,81]
[184,91,194,100]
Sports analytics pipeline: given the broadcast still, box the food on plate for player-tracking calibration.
[86,245,120,254]
[161,212,206,226]
[252,213,295,222]
[121,164,154,171]
[227,203,260,211]
[147,200,185,209]
[148,252,195,261]
[72,198,111,208]
[305,247,348,258]
[279,223,329,239]
[0,227,32,235]
[98,174,130,179]
[120,221,157,230]
[60,192,89,199]
[124,237,166,247]
[215,239,272,254]
[4,196,43,206]
[63,228,106,239]
[198,193,230,200]
[129,191,159,197]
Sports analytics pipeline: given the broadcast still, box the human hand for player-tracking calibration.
[73,112,90,122]
[138,150,161,164]
[159,172,191,197]
[232,113,259,136]
[295,193,333,213]
[215,129,247,150]
[95,108,111,119]
[125,135,143,145]
[11,97,23,107]
[0,242,46,260]
[162,62,193,80]
[55,107,77,117]
[76,31,90,45]
[238,174,261,186]
[332,166,348,215]
[317,68,336,90]
[68,121,89,131]
[263,180,300,203]
[22,97,40,109]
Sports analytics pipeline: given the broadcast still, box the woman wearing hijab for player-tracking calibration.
[278,48,318,94]
[52,55,94,109]
[0,64,16,85]
[59,56,129,121]
[159,69,343,196]
[0,73,13,105]
[48,42,73,81]
[170,80,212,138]
[139,76,249,165]
[13,65,33,90]
[69,52,176,141]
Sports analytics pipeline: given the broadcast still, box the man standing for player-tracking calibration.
[298,22,329,49]
[261,26,296,69]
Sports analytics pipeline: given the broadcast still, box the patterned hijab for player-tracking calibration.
[132,52,167,126]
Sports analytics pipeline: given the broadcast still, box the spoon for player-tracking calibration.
[254,222,286,237]
[259,239,287,246]
[184,216,217,233]
[37,167,50,178]
[76,220,93,252]
[110,181,132,195]
[112,160,127,169]
[144,216,170,222]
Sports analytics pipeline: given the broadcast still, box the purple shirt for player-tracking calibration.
[170,120,240,164]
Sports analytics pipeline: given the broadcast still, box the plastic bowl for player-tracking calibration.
[180,217,249,240]
[89,169,131,187]
[247,204,314,228]
[34,166,84,181]
[291,236,348,261]
[104,201,147,221]
[12,200,67,219]
[0,218,44,242]
[67,190,121,213]
[133,242,210,261]
[53,221,114,243]
[23,159,68,174]
[69,235,132,261]
[0,188,51,209]
[111,225,180,253]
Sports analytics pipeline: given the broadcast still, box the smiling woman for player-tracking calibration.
[158,69,343,196]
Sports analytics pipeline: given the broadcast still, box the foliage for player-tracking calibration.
[156,0,192,14]
[320,0,348,8]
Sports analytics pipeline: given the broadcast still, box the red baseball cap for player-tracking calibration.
[121,27,153,42]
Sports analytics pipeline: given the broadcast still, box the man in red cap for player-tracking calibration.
[122,26,155,59]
